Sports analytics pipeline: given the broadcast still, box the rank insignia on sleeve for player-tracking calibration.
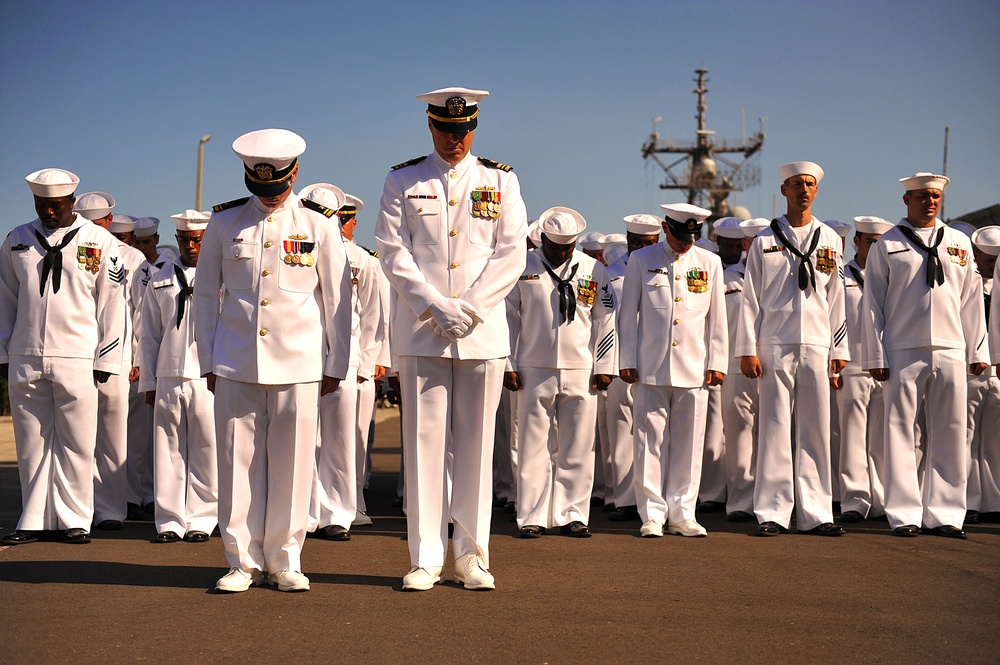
[213,197,250,213]
[686,268,708,293]
[947,245,967,266]
[478,157,513,172]
[816,247,837,274]
[391,156,428,171]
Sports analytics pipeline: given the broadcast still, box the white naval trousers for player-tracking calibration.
[10,355,99,531]
[126,380,153,507]
[354,376,377,520]
[968,373,1000,513]
[753,344,834,531]
[721,370,757,515]
[492,388,516,502]
[633,383,708,526]
[312,368,360,530]
[835,372,885,516]
[153,377,217,536]
[700,383,726,503]
[94,369,129,522]
[593,390,610,503]
[605,377,636,508]
[883,347,967,529]
[214,377,319,573]
[515,367,597,529]
[398,355,502,568]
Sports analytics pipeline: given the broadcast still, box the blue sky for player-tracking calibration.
[2,1,998,250]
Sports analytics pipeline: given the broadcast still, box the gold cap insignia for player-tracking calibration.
[446,96,466,117]
[254,164,275,181]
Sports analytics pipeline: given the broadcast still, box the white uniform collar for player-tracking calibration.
[430,150,476,176]
[899,217,944,232]
[34,212,86,238]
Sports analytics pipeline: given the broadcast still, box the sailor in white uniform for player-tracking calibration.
[299,184,381,541]
[736,162,849,537]
[966,226,1000,523]
[833,216,893,523]
[375,87,527,591]
[504,207,615,538]
[1,169,126,545]
[195,129,353,592]
[619,203,727,538]
[863,173,988,538]
[140,209,218,543]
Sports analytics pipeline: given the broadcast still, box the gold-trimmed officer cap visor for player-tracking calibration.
[243,159,297,197]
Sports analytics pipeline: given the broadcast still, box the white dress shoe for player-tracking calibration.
[352,511,373,527]
[402,566,442,591]
[215,567,265,593]
[454,554,495,590]
[640,520,664,538]
[268,570,311,592]
[668,519,707,537]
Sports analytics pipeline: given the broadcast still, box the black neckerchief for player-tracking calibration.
[986,291,992,331]
[34,226,81,296]
[769,218,821,291]
[541,259,578,325]
[897,224,945,288]
[848,264,865,289]
[173,264,194,330]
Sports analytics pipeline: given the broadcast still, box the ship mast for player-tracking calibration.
[641,68,766,222]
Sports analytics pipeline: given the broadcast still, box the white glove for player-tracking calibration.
[427,298,473,340]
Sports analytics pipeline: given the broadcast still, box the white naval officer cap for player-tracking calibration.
[971,226,1000,256]
[109,215,136,233]
[853,216,894,235]
[695,237,719,254]
[779,161,824,184]
[298,182,347,213]
[713,216,746,239]
[823,219,852,238]
[171,209,212,232]
[418,87,489,134]
[740,217,771,238]
[233,128,306,197]
[74,192,116,220]
[539,206,587,245]
[577,231,605,250]
[338,194,364,221]
[623,214,662,236]
[660,202,711,242]
[134,217,160,237]
[26,168,80,198]
[527,220,542,247]
[899,172,949,192]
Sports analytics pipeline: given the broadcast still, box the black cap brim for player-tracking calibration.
[245,174,292,198]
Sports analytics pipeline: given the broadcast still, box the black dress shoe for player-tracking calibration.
[96,519,123,530]
[184,531,210,543]
[839,510,864,524]
[727,511,754,523]
[965,510,980,525]
[143,502,155,514]
[608,505,640,522]
[519,525,544,538]
[559,521,591,538]
[63,528,91,544]
[590,496,605,507]
[126,502,146,521]
[391,496,404,508]
[602,502,616,513]
[153,531,181,544]
[756,521,786,537]
[1,530,39,545]
[799,522,845,537]
[319,525,351,541]
[893,525,920,537]
[697,500,725,513]
[502,501,516,515]
[922,525,967,540]
[494,496,508,509]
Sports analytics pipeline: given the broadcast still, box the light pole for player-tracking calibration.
[196,134,211,210]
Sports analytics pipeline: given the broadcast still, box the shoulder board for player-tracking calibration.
[391,156,428,171]
[361,245,378,258]
[478,157,513,172]
[212,197,250,213]
[300,198,336,218]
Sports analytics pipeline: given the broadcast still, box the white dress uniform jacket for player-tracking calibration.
[618,242,728,387]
